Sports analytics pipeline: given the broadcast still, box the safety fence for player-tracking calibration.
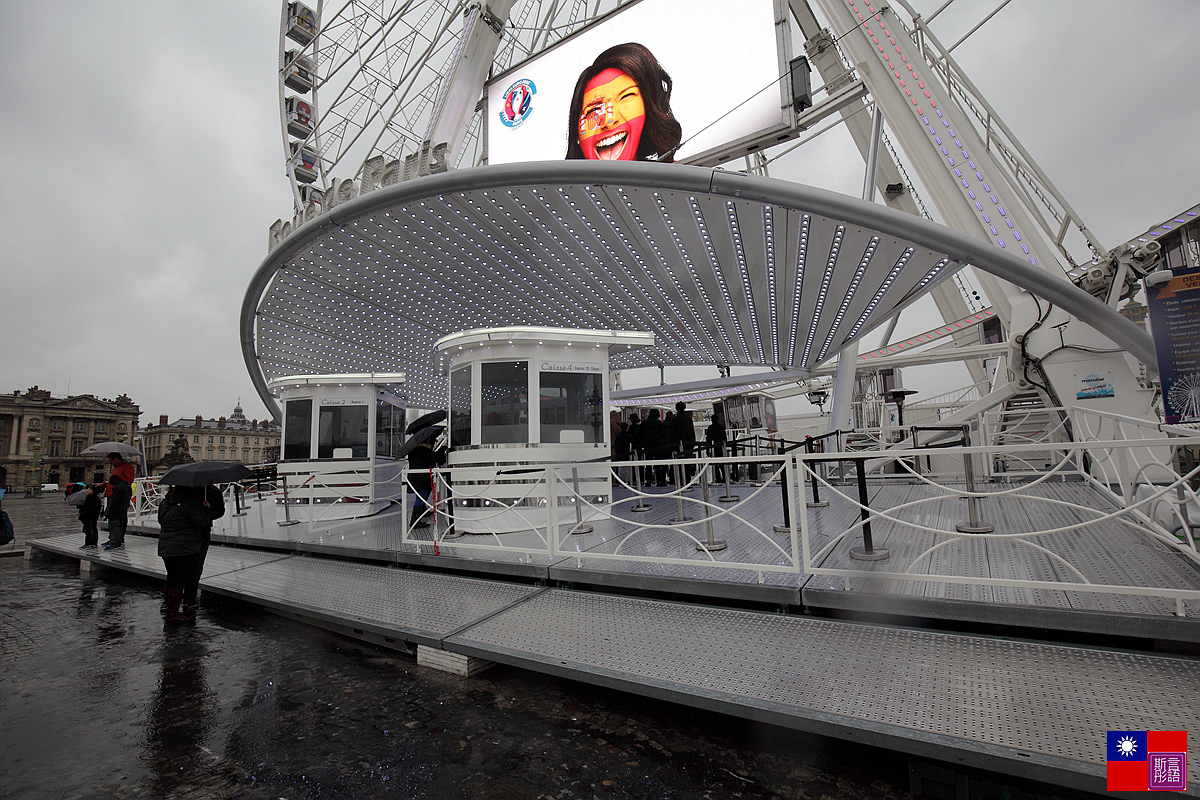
[127,409,1200,613]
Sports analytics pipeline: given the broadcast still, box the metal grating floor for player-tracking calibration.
[447,588,1200,794]
[28,532,1200,795]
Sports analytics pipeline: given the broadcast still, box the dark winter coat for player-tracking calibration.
[407,445,447,496]
[157,488,210,558]
[80,493,102,523]
[636,417,667,458]
[106,482,132,521]
[669,412,697,455]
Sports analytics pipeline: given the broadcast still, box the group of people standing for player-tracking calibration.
[75,451,226,624]
[611,402,728,486]
[77,452,135,551]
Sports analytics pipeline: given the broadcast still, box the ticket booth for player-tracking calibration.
[436,327,654,535]
[270,373,406,522]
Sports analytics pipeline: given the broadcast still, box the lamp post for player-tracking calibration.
[26,436,43,497]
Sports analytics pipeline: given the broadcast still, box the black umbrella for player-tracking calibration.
[406,409,447,435]
[396,425,443,459]
[159,461,252,486]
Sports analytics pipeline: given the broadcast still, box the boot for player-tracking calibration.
[164,587,190,623]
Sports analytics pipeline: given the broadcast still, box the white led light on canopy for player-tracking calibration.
[243,160,1155,419]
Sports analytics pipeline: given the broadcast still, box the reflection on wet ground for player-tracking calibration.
[1,498,929,799]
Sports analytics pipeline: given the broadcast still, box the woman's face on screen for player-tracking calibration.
[577,68,645,161]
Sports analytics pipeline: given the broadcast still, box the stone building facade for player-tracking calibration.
[140,402,280,473]
[0,386,141,493]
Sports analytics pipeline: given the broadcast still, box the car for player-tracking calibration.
[41,483,60,493]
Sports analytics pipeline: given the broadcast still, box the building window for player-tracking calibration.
[219,436,225,444]
[253,449,260,461]
[191,449,200,459]
[48,439,62,456]
[206,448,214,459]
[96,421,107,433]
[51,418,63,431]
[71,440,84,456]
[193,435,199,443]
[74,420,87,432]
[244,437,250,445]
[208,436,214,444]
[254,438,260,445]
[243,448,250,461]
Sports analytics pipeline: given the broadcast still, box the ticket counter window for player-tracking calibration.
[375,399,404,458]
[318,404,368,458]
[540,370,603,443]
[481,361,528,444]
[450,367,473,448]
[283,399,312,460]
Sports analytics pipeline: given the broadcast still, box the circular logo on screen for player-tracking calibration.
[499,79,536,128]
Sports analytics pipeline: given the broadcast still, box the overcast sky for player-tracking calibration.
[2,1,1197,425]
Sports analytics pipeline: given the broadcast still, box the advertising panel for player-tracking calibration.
[486,0,784,166]
[1146,266,1200,423]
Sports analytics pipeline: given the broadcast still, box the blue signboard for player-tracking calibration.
[1146,265,1200,424]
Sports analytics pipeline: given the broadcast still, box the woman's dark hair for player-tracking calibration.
[565,42,682,162]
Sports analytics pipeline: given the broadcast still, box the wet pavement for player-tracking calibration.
[0,498,1087,800]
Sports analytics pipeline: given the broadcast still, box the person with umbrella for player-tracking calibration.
[156,484,212,623]
[159,462,246,613]
[102,473,132,550]
[403,427,446,528]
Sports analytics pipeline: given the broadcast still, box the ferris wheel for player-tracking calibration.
[277,0,632,214]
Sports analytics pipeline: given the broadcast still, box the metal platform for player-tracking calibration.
[138,477,1200,644]
[27,531,1200,797]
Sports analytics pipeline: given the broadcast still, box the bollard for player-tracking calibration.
[849,457,889,560]
[955,425,994,533]
[569,467,593,534]
[629,450,652,512]
[279,474,300,526]
[773,461,792,533]
[669,461,693,524]
[804,438,828,509]
[232,484,246,517]
[695,467,726,551]
[717,441,739,502]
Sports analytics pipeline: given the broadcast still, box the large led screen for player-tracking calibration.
[485,0,784,166]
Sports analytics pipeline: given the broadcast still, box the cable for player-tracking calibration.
[659,8,890,163]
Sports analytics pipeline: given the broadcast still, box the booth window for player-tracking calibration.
[450,367,473,447]
[318,404,368,458]
[481,361,528,444]
[540,370,602,443]
[283,399,312,460]
[375,398,404,458]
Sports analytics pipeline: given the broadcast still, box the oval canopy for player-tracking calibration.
[243,160,1153,415]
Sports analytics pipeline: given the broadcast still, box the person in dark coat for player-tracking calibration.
[79,484,102,549]
[407,438,447,528]
[613,422,635,483]
[670,401,698,484]
[705,414,728,482]
[157,485,210,623]
[182,484,225,611]
[636,409,667,486]
[103,474,132,550]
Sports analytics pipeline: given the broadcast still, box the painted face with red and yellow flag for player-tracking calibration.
[578,68,645,161]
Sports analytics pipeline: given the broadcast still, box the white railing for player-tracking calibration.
[794,435,1200,615]
[128,431,1200,614]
